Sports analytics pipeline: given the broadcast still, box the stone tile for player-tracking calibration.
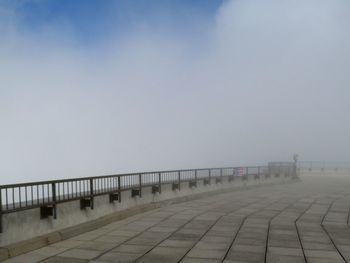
[158,239,195,248]
[268,239,301,248]
[232,245,265,253]
[181,257,221,263]
[195,241,229,250]
[304,250,344,260]
[307,258,344,263]
[94,235,129,244]
[95,251,142,262]
[268,247,303,256]
[112,244,152,254]
[147,246,188,256]
[41,257,88,263]
[108,230,140,237]
[225,250,264,262]
[76,241,118,251]
[267,254,305,263]
[58,248,102,260]
[186,248,224,259]
[137,247,188,263]
[148,226,178,233]
[200,236,232,243]
[49,240,85,249]
[71,233,101,241]
[302,242,334,250]
[126,237,162,246]
[2,253,48,263]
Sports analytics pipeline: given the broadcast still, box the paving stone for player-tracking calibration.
[304,249,344,260]
[158,239,195,248]
[302,242,335,250]
[49,240,85,249]
[58,248,102,260]
[1,253,49,263]
[94,235,129,244]
[268,247,303,256]
[111,244,153,254]
[95,251,142,262]
[108,230,140,237]
[186,248,224,259]
[76,241,118,251]
[181,257,221,263]
[266,254,305,263]
[195,241,230,250]
[41,257,88,263]
[137,247,188,263]
[226,250,265,262]
[232,244,265,253]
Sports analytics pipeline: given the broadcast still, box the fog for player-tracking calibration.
[1,0,350,184]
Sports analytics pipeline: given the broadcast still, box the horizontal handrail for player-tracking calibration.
[0,163,296,233]
[0,166,265,188]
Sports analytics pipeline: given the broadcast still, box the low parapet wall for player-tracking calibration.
[0,166,298,261]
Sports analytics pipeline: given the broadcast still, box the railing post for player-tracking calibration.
[52,183,57,219]
[209,169,211,181]
[195,170,197,185]
[220,168,223,179]
[279,165,281,177]
[90,178,94,209]
[139,174,142,197]
[158,173,162,194]
[178,171,181,190]
[118,176,121,203]
[258,167,260,177]
[0,188,2,233]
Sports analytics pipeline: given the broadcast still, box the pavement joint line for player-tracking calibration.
[35,208,168,263]
[88,205,198,261]
[320,196,347,263]
[220,193,287,262]
[175,195,272,262]
[295,194,345,263]
[265,195,316,263]
[293,197,318,263]
[264,195,310,263]
[39,203,195,262]
[90,188,255,262]
[347,195,350,228]
[132,191,269,262]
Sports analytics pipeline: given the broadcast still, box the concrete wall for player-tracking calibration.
[0,175,289,247]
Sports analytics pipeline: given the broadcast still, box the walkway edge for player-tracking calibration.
[0,180,297,261]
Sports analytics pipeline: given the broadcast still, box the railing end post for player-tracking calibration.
[0,188,2,233]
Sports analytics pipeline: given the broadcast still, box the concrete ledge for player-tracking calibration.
[0,248,8,261]
[0,177,299,260]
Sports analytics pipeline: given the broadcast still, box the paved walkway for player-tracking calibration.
[4,173,350,263]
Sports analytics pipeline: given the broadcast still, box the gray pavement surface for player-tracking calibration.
[4,173,350,263]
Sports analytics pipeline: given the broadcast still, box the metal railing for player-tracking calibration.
[298,161,350,173]
[0,164,293,233]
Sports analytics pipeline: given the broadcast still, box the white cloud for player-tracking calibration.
[1,0,350,183]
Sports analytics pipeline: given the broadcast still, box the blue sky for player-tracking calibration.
[8,0,223,46]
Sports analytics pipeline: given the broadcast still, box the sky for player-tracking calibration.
[1,0,350,184]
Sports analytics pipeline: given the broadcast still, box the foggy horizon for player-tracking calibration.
[1,0,350,184]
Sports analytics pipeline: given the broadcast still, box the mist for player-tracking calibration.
[1,0,350,184]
